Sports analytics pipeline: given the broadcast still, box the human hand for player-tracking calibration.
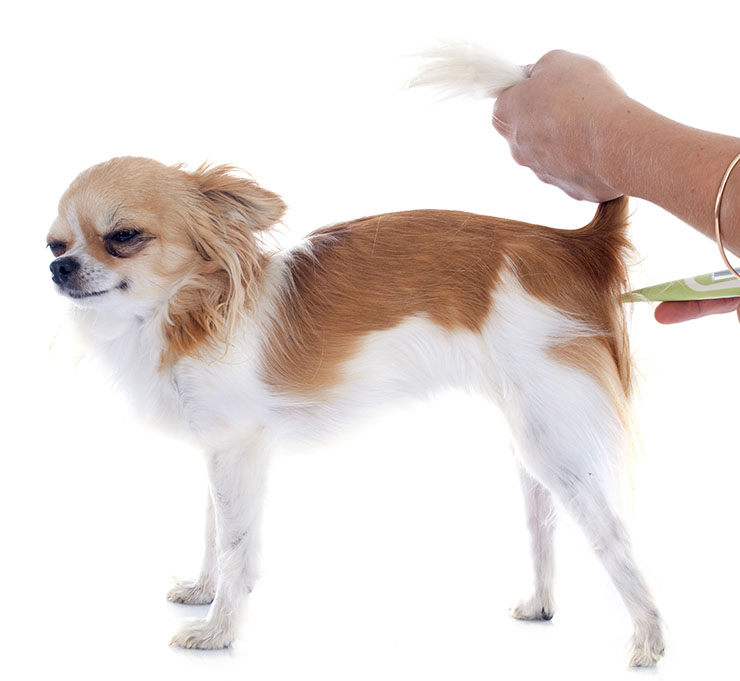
[654,297,740,323]
[492,50,630,202]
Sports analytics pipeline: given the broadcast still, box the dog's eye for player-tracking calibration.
[109,229,140,243]
[104,228,153,258]
[48,242,67,257]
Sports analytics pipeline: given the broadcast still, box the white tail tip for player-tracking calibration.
[408,42,526,101]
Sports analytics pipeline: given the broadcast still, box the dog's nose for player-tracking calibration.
[50,256,80,285]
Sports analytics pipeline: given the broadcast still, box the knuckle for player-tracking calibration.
[536,171,555,186]
[492,93,508,118]
[492,99,513,135]
[510,146,527,166]
[540,48,570,64]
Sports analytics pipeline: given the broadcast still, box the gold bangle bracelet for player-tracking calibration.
[714,150,740,280]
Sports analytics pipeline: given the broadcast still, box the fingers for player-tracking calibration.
[654,297,740,324]
[491,103,512,135]
[491,49,624,203]
[492,87,515,135]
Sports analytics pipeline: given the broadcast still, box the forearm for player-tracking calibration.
[597,100,740,255]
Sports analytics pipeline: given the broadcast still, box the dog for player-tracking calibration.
[46,47,664,667]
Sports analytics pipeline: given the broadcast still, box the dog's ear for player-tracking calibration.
[161,165,284,366]
[192,163,286,231]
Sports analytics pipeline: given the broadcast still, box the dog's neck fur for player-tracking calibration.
[72,251,284,441]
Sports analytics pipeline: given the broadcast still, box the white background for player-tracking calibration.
[3,1,740,680]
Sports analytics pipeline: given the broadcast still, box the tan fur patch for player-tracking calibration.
[263,210,507,392]
[549,337,630,429]
[263,198,632,398]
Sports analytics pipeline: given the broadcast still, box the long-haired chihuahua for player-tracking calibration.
[47,46,664,667]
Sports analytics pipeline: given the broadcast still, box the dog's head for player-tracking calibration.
[47,156,286,361]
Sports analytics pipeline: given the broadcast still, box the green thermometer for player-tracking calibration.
[624,269,740,302]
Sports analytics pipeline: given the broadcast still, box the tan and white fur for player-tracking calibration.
[46,47,664,667]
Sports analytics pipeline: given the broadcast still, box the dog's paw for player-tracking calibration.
[167,579,215,605]
[511,595,554,621]
[169,619,233,649]
[628,625,665,667]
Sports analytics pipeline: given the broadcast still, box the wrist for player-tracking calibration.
[599,100,740,246]
[591,96,656,198]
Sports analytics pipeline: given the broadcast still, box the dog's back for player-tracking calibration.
[265,199,632,412]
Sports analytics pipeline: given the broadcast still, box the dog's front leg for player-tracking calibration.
[170,431,270,649]
[167,490,217,605]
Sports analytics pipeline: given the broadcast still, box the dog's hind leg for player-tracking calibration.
[506,366,664,667]
[551,472,663,667]
[512,463,556,621]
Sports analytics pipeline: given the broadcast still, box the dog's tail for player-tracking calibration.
[408,42,526,100]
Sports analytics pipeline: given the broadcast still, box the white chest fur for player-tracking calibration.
[80,314,273,447]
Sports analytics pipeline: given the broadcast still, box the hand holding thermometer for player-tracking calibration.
[624,269,740,303]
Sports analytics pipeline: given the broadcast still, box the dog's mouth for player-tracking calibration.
[65,281,128,299]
